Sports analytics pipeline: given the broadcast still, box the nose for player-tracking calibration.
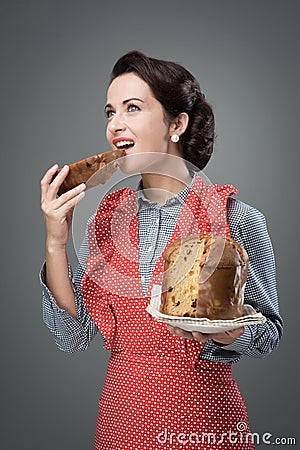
[107,113,126,134]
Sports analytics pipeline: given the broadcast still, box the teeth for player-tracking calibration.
[115,140,134,148]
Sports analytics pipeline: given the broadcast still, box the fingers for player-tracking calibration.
[42,186,85,223]
[166,325,193,340]
[215,326,244,339]
[48,165,69,197]
[166,325,209,342]
[229,326,245,337]
[54,183,86,211]
[55,188,86,217]
[41,164,73,202]
[165,324,245,344]
[41,163,86,214]
[209,326,245,345]
[41,163,86,222]
[40,163,59,198]
[40,164,87,247]
[191,331,209,342]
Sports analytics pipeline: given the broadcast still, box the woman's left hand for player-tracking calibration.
[166,325,245,345]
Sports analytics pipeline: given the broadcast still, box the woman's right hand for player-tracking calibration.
[40,164,86,248]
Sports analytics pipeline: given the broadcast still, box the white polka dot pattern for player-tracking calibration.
[80,175,255,448]
[95,353,253,449]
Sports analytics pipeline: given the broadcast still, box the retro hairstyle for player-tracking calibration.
[110,50,215,170]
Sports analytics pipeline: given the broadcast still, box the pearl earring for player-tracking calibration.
[171,134,179,143]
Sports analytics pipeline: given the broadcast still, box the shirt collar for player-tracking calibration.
[136,171,197,212]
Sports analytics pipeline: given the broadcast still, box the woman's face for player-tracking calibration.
[105,73,173,173]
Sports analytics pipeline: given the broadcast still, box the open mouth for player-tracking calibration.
[114,140,135,151]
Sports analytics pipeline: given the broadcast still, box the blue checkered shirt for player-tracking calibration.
[40,174,283,363]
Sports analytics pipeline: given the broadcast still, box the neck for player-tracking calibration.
[141,160,192,205]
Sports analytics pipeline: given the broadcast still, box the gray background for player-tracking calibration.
[1,0,299,448]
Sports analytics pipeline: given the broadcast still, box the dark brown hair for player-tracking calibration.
[110,50,215,170]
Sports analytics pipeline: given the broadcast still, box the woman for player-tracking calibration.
[40,50,283,449]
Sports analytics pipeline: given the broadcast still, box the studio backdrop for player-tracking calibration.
[1,1,299,449]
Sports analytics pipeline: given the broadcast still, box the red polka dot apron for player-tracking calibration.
[81,174,255,449]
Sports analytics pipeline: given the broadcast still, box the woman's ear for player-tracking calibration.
[170,112,189,137]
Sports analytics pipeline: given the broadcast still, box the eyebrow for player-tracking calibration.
[105,98,144,109]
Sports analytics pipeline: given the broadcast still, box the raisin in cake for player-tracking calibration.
[160,235,248,320]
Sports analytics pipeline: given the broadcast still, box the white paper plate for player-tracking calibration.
[146,285,266,334]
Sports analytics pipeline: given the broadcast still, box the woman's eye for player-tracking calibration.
[105,109,115,119]
[128,104,140,112]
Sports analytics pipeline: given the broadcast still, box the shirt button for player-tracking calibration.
[141,276,145,282]
[148,246,152,252]
[156,218,159,225]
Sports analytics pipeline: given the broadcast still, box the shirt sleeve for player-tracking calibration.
[40,215,100,353]
[200,198,283,364]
